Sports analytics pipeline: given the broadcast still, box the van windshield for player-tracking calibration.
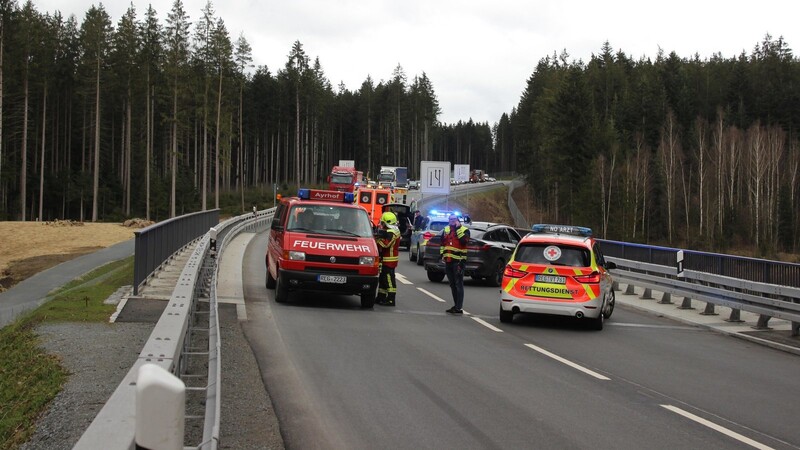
[287,204,374,237]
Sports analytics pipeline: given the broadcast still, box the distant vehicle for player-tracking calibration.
[378,166,408,189]
[499,224,617,330]
[470,169,485,183]
[486,176,496,182]
[408,180,420,190]
[423,221,526,286]
[327,166,362,193]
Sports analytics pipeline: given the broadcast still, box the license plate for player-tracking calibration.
[318,275,347,284]
[535,274,566,284]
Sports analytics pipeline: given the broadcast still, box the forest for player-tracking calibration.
[0,0,797,256]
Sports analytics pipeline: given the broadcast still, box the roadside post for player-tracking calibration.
[135,363,185,450]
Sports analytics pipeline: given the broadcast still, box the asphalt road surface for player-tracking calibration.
[239,231,800,450]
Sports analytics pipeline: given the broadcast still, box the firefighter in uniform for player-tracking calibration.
[375,211,401,306]
[440,214,470,314]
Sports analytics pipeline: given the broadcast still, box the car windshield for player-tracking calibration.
[330,173,353,184]
[287,204,373,237]
[428,220,448,232]
[514,243,590,267]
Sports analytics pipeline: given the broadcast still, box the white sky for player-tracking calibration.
[32,0,800,124]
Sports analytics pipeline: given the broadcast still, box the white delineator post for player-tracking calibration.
[135,363,185,450]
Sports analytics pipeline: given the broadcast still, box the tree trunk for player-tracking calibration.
[171,74,178,218]
[92,57,101,222]
[21,61,29,221]
[215,70,223,209]
[38,83,47,221]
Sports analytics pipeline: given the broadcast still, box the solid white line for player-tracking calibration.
[395,273,413,285]
[471,316,503,332]
[660,405,774,450]
[524,343,611,380]
[417,287,446,303]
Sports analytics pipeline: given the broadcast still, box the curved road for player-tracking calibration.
[240,226,800,449]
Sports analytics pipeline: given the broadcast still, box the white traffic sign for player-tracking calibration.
[420,161,450,195]
[454,164,470,184]
[338,160,355,168]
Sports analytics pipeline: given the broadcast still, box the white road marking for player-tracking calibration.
[471,316,503,332]
[417,287,446,303]
[395,273,413,285]
[524,343,611,380]
[660,405,774,450]
[237,304,248,321]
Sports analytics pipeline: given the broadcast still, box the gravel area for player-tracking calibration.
[20,304,283,449]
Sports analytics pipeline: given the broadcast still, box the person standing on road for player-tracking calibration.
[413,209,425,230]
[440,214,470,314]
[375,212,401,306]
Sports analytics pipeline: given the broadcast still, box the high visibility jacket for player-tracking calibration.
[376,225,401,268]
[440,224,469,262]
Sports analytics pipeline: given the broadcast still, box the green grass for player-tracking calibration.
[0,256,134,449]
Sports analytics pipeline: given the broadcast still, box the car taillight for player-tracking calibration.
[574,272,600,283]
[503,265,527,278]
[422,232,432,240]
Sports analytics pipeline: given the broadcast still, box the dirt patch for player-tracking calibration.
[0,221,135,292]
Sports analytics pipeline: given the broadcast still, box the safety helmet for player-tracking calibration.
[380,211,398,225]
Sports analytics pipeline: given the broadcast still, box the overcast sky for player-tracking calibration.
[31,0,799,124]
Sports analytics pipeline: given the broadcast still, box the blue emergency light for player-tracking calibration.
[531,224,593,237]
[297,188,354,203]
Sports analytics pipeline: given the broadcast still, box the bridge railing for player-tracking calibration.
[599,239,800,335]
[133,210,220,295]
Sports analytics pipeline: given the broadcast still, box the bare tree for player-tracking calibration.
[746,123,767,249]
[658,109,681,243]
[694,117,709,237]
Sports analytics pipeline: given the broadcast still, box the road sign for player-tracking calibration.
[454,164,470,184]
[338,160,355,168]
[420,161,450,195]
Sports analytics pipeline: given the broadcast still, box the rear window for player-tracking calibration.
[514,243,590,267]
[428,221,448,232]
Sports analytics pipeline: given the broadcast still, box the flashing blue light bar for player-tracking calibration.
[344,192,355,203]
[298,188,310,199]
[297,188,352,203]
[531,224,593,237]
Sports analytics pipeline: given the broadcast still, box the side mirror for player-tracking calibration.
[271,222,283,231]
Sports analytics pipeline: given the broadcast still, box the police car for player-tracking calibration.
[499,224,616,330]
[265,188,381,308]
[408,210,468,265]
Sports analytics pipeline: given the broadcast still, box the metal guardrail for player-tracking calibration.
[601,240,800,336]
[133,210,220,295]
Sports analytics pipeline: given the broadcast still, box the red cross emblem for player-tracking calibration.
[543,245,561,261]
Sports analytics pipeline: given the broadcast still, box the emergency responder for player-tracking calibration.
[375,211,401,306]
[440,213,470,314]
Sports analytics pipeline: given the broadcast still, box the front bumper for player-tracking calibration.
[279,268,379,295]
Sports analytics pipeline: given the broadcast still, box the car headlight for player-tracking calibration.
[288,251,306,261]
[359,256,375,265]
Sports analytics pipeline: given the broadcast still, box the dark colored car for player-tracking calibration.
[381,203,413,250]
[422,221,529,286]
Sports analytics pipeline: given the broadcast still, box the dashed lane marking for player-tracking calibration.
[471,316,503,332]
[524,343,611,381]
[395,273,414,285]
[417,287,447,303]
[660,405,774,450]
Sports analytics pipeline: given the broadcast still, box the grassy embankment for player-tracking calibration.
[0,256,133,449]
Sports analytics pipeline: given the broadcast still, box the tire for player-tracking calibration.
[275,274,289,303]
[486,259,505,287]
[590,301,604,330]
[409,245,417,262]
[416,245,423,266]
[499,306,514,323]
[603,291,615,319]
[265,257,276,289]
[427,271,445,282]
[361,288,376,309]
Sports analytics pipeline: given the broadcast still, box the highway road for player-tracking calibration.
[239,226,800,449]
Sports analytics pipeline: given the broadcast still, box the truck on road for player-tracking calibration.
[378,166,408,189]
[328,166,363,192]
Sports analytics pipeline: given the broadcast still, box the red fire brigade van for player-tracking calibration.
[265,188,380,308]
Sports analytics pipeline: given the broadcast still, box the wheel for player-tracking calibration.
[499,306,514,323]
[427,271,445,282]
[486,260,505,287]
[603,291,615,319]
[275,274,288,303]
[361,288,376,309]
[415,245,423,266]
[265,257,276,289]
[590,301,604,330]
[409,245,417,262]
